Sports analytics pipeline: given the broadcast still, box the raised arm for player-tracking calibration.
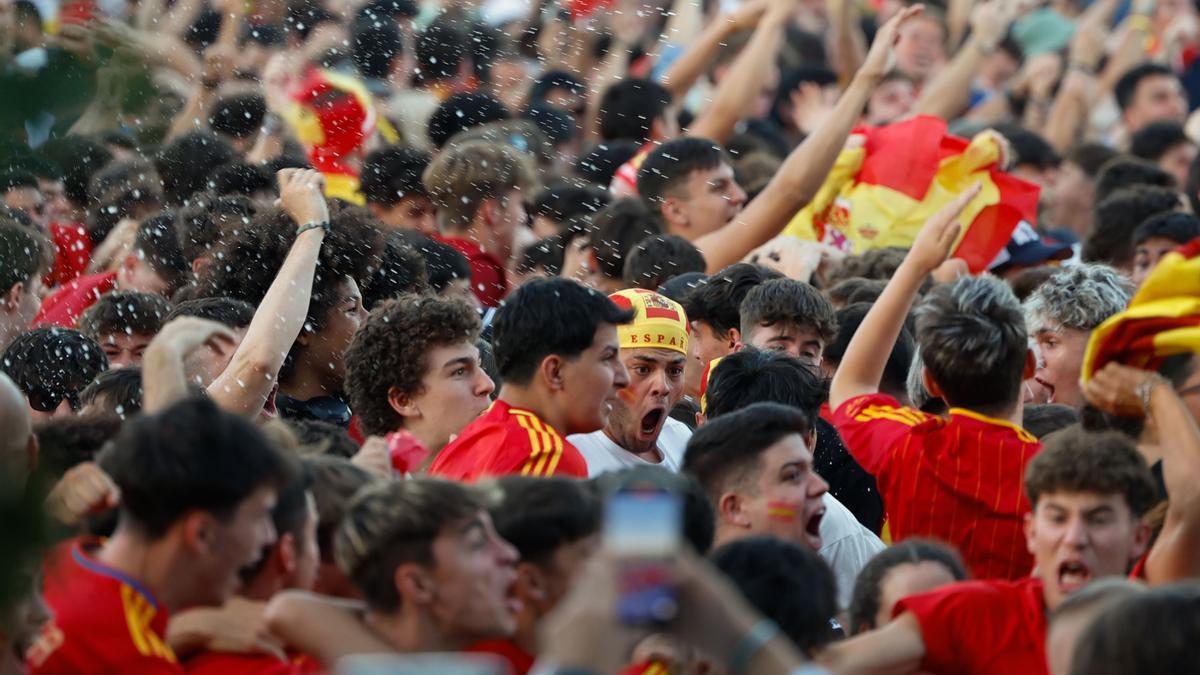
[818,612,925,675]
[693,5,924,272]
[659,0,768,101]
[828,184,979,409]
[687,0,792,144]
[913,0,1017,120]
[207,170,328,417]
[142,317,238,412]
[826,0,866,86]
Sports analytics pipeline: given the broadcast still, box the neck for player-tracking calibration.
[367,607,461,654]
[240,570,285,603]
[96,529,194,612]
[281,366,338,402]
[0,318,23,354]
[602,427,663,463]
[497,384,568,435]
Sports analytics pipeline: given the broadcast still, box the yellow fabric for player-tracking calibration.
[610,289,689,355]
[324,173,364,205]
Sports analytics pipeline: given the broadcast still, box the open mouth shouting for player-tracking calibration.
[637,407,666,443]
[804,506,826,550]
[1057,559,1093,594]
[1035,377,1057,404]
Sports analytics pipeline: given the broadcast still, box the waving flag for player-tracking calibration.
[1082,238,1200,381]
[783,115,1040,273]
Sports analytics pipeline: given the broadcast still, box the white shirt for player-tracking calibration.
[819,493,885,610]
[568,418,692,477]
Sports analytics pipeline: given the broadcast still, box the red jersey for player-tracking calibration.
[28,539,180,674]
[428,399,587,480]
[895,577,1048,675]
[46,222,93,287]
[434,235,508,308]
[833,393,1041,580]
[34,270,117,328]
[186,651,324,675]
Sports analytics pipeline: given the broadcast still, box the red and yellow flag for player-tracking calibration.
[1082,238,1200,381]
[783,115,1040,273]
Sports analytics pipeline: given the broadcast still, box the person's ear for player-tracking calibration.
[395,562,435,606]
[541,354,567,392]
[388,386,420,419]
[514,561,548,609]
[3,281,23,311]
[1024,511,1036,556]
[921,367,944,401]
[181,511,217,555]
[806,429,817,450]
[479,198,499,228]
[278,532,297,574]
[1131,518,1152,563]
[724,328,741,352]
[695,411,706,427]
[1023,348,1036,380]
[718,492,751,529]
[660,196,687,231]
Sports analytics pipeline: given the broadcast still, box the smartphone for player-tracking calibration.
[603,479,683,626]
[337,653,505,675]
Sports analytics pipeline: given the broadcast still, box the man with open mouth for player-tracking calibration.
[568,288,692,476]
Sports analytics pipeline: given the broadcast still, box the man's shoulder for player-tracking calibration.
[834,393,940,430]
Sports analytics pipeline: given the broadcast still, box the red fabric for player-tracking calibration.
[857,116,948,200]
[467,639,535,675]
[896,577,1048,675]
[832,393,1042,580]
[33,271,117,328]
[46,222,92,287]
[955,173,1041,273]
[185,651,324,674]
[428,399,587,481]
[28,539,181,674]
[609,144,654,196]
[434,235,509,308]
[1089,314,1200,376]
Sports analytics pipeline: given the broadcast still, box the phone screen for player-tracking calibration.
[604,486,682,625]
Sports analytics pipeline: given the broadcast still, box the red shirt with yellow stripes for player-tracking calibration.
[427,399,587,481]
[28,539,180,674]
[832,393,1042,580]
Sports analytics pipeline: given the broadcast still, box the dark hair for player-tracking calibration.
[826,303,914,402]
[78,291,172,342]
[1094,158,1175,205]
[575,141,641,186]
[684,263,782,336]
[352,18,403,80]
[361,146,431,206]
[1021,404,1079,440]
[658,271,708,304]
[135,212,193,295]
[415,18,467,84]
[530,181,611,227]
[1069,584,1200,675]
[1025,426,1157,516]
[589,198,662,280]
[711,537,839,655]
[0,169,38,193]
[33,415,125,479]
[155,132,236,205]
[488,476,599,566]
[2,328,108,413]
[704,347,822,428]
[1085,186,1182,268]
[516,235,567,277]
[345,294,482,436]
[598,79,673,144]
[241,462,314,584]
[37,135,113,209]
[847,539,968,634]
[410,236,471,292]
[0,219,49,292]
[358,0,419,21]
[1064,143,1120,180]
[79,368,144,418]
[739,278,837,345]
[913,276,1028,416]
[624,234,707,290]
[826,248,912,288]
[826,278,887,307]
[1008,266,1057,302]
[208,93,267,140]
[1133,211,1200,247]
[523,104,576,148]
[212,162,273,198]
[288,419,359,458]
[638,138,726,210]
[1114,63,1180,111]
[1130,122,1192,164]
[492,278,634,384]
[683,402,812,506]
[87,160,163,246]
[530,70,586,106]
[590,465,716,554]
[427,93,510,149]
[165,297,256,328]
[306,455,376,561]
[363,232,431,310]
[104,397,294,538]
[996,124,1059,169]
[174,192,257,263]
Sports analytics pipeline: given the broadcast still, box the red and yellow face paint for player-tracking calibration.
[766,502,798,522]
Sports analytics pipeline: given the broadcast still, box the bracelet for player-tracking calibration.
[1068,61,1097,76]
[728,619,780,673]
[1137,374,1168,417]
[296,221,330,236]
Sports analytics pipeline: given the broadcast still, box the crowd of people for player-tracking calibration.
[2,0,1200,671]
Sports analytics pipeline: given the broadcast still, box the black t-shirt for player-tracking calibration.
[814,417,884,534]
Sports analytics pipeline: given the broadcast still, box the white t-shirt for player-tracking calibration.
[819,493,885,610]
[568,418,692,477]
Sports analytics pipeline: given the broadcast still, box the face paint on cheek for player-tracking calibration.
[767,501,798,522]
[617,387,637,404]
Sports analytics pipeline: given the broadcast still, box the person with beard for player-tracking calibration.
[568,289,691,475]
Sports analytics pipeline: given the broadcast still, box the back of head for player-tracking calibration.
[423,140,534,231]
[1022,404,1080,440]
[362,146,431,207]
[1094,159,1175,204]
[575,141,640,186]
[135,212,193,296]
[738,278,837,345]
[427,94,510,150]
[155,132,236,205]
[87,160,163,245]
[37,135,113,210]
[305,455,376,563]
[351,18,403,80]
[491,278,633,385]
[996,124,1059,171]
[637,138,725,211]
[704,347,821,426]
[1064,144,1119,181]
[1085,186,1182,268]
[1068,584,1200,675]
[683,263,782,336]
[412,236,471,292]
[826,278,887,307]
[104,397,293,538]
[416,17,467,84]
[1023,264,1133,334]
[487,476,599,566]
[78,291,172,342]
[0,219,49,295]
[683,402,811,506]
[847,539,968,634]
[623,234,706,290]
[174,192,257,264]
[1133,211,1200,247]
[913,276,1027,415]
[79,368,144,418]
[2,328,108,415]
[826,302,914,402]
[1129,122,1191,163]
[710,537,839,655]
[1024,426,1157,517]
[589,198,662,281]
[335,479,483,612]
[363,232,430,310]
[209,93,267,141]
[598,79,672,145]
[33,414,124,479]
[165,297,256,329]
[530,181,611,228]
[289,419,359,458]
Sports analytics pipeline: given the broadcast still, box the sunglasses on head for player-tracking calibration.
[28,389,80,414]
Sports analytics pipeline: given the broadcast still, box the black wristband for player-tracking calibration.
[296,221,330,236]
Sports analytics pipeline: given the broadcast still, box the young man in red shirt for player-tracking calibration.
[25,397,294,674]
[830,187,1043,580]
[428,278,632,480]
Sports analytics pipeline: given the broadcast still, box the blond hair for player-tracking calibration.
[422,140,535,232]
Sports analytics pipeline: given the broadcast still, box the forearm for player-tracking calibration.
[1145,382,1200,582]
[165,86,217,142]
[265,592,387,666]
[583,39,631,144]
[687,13,788,143]
[827,0,866,86]
[829,259,925,408]
[660,20,734,100]
[166,608,218,658]
[913,36,988,119]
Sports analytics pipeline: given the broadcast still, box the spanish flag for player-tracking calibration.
[783,115,1040,273]
[1081,238,1200,381]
